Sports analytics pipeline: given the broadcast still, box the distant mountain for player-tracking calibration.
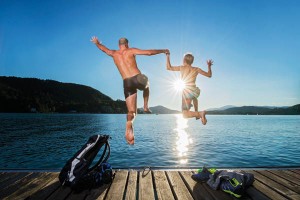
[207,105,300,115]
[0,76,127,113]
[137,105,180,114]
[1,76,298,115]
[207,105,236,111]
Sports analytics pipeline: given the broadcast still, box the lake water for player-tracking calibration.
[0,113,299,169]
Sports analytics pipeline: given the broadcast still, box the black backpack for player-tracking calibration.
[59,134,112,191]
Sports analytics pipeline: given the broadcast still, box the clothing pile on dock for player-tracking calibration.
[192,167,254,198]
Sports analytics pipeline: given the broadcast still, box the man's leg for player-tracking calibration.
[125,93,137,145]
[143,87,151,113]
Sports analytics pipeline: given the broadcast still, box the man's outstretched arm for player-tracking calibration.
[166,53,180,71]
[197,59,213,78]
[131,48,169,56]
[90,36,114,56]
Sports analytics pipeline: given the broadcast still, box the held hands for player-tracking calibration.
[90,36,101,45]
[207,59,214,67]
[165,49,170,55]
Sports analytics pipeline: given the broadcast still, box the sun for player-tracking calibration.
[173,79,186,92]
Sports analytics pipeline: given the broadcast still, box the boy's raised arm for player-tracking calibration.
[197,59,213,78]
[91,36,115,57]
[166,53,180,71]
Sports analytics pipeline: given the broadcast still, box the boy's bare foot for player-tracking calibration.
[125,121,134,145]
[144,107,152,114]
[199,111,207,125]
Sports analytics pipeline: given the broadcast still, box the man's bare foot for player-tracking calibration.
[199,111,207,125]
[125,121,134,145]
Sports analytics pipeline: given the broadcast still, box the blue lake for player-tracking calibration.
[0,113,299,169]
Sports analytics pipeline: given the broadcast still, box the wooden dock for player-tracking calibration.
[1,169,300,200]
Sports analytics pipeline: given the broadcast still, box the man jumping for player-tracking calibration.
[91,36,169,145]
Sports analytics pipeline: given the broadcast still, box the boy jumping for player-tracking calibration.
[166,53,213,125]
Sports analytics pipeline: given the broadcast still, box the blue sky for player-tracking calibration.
[1,0,299,110]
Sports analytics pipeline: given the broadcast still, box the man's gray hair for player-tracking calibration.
[119,38,129,45]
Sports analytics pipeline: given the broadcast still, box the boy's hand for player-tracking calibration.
[207,59,214,67]
[90,36,101,45]
[165,49,170,55]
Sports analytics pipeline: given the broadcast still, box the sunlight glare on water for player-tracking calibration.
[175,114,193,164]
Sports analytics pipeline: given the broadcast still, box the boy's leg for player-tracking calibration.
[193,98,201,120]
[183,110,207,125]
[125,93,137,145]
[193,98,198,112]
[143,87,151,113]
[182,98,207,125]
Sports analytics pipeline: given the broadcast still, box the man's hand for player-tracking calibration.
[207,59,214,67]
[90,36,101,45]
[165,49,170,55]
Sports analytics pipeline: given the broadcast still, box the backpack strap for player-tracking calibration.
[88,141,110,172]
[102,141,110,163]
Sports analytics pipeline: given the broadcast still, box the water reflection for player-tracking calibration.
[174,114,193,164]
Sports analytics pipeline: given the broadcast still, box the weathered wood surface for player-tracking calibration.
[0,169,300,200]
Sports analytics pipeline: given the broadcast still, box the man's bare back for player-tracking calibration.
[111,49,141,79]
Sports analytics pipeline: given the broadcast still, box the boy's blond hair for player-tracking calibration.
[184,54,194,65]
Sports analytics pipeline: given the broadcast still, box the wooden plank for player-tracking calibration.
[0,172,30,189]
[47,185,72,200]
[66,169,116,200]
[66,190,89,200]
[250,170,300,200]
[246,186,270,200]
[85,184,111,200]
[153,171,174,200]
[4,172,58,200]
[27,175,61,200]
[166,171,193,200]
[281,170,300,182]
[105,170,128,200]
[288,170,300,179]
[0,172,43,199]
[257,170,300,193]
[269,170,300,186]
[0,172,9,180]
[125,170,138,200]
[179,171,214,200]
[291,170,300,175]
[139,170,155,200]
[250,177,284,200]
